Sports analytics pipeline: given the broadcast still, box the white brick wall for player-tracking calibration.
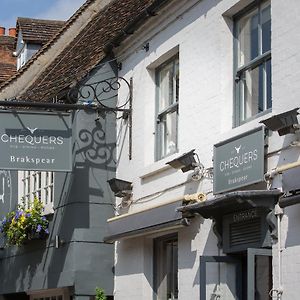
[113,0,300,299]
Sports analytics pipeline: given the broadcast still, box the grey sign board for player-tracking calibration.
[213,127,265,194]
[0,110,73,171]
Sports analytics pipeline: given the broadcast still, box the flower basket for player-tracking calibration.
[0,198,49,246]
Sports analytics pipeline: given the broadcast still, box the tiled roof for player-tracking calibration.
[0,63,16,83]
[0,0,96,91]
[15,0,171,102]
[17,17,65,44]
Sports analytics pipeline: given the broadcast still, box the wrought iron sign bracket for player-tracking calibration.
[0,99,131,114]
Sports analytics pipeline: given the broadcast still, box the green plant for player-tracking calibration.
[0,197,49,246]
[95,287,107,300]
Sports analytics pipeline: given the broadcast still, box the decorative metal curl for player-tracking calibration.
[67,76,131,110]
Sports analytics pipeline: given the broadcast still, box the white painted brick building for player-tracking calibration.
[105,0,300,299]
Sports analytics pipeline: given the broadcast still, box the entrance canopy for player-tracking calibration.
[177,190,282,219]
[177,190,282,252]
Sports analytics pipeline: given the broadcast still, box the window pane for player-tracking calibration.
[158,59,179,111]
[238,9,258,67]
[159,63,174,111]
[262,5,271,53]
[159,110,177,157]
[242,64,264,119]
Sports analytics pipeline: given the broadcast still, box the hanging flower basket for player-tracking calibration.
[0,198,49,246]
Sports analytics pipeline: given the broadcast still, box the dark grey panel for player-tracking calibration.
[105,200,183,242]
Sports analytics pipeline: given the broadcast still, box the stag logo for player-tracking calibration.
[234,145,242,154]
[26,127,38,134]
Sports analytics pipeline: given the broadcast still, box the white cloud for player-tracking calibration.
[36,0,86,21]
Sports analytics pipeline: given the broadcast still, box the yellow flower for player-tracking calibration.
[20,215,26,224]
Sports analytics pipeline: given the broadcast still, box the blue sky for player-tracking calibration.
[0,0,86,31]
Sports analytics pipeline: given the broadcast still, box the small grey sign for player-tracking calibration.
[213,127,265,194]
[0,110,73,171]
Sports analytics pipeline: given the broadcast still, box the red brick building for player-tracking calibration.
[0,27,16,85]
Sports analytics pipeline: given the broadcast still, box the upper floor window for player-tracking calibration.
[19,171,54,214]
[235,0,271,124]
[156,55,179,160]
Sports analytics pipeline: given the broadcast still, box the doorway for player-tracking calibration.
[200,248,272,300]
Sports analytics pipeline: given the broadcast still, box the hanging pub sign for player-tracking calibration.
[0,110,73,171]
[213,127,265,194]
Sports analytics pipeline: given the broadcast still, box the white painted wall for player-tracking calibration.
[113,0,300,299]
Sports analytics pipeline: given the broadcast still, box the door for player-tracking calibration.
[200,249,273,300]
[200,256,242,300]
[247,248,272,300]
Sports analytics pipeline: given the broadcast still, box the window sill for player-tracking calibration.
[139,152,182,180]
[235,108,272,128]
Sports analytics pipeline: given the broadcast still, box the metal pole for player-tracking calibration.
[0,100,130,112]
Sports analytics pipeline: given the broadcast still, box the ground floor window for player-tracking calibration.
[28,288,70,300]
[154,234,178,300]
[18,170,54,214]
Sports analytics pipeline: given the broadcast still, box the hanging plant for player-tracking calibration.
[0,198,49,246]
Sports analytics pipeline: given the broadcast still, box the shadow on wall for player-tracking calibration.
[178,217,219,288]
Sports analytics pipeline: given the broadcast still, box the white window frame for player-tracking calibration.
[17,43,27,70]
[234,0,271,125]
[18,170,54,214]
[155,55,179,160]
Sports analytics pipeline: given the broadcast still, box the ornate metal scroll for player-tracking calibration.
[67,76,131,111]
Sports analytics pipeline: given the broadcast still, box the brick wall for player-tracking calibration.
[0,30,17,84]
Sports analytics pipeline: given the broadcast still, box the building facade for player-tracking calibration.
[104,0,300,299]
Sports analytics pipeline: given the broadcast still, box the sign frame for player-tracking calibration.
[0,110,73,172]
[213,127,265,194]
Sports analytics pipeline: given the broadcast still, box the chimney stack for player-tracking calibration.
[8,28,16,37]
[0,27,5,36]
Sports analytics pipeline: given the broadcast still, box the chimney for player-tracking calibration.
[8,28,16,37]
[0,27,5,36]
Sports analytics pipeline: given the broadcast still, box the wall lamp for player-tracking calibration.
[107,178,132,198]
[166,149,204,177]
[260,108,299,136]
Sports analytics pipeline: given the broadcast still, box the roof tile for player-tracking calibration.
[17,17,65,44]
